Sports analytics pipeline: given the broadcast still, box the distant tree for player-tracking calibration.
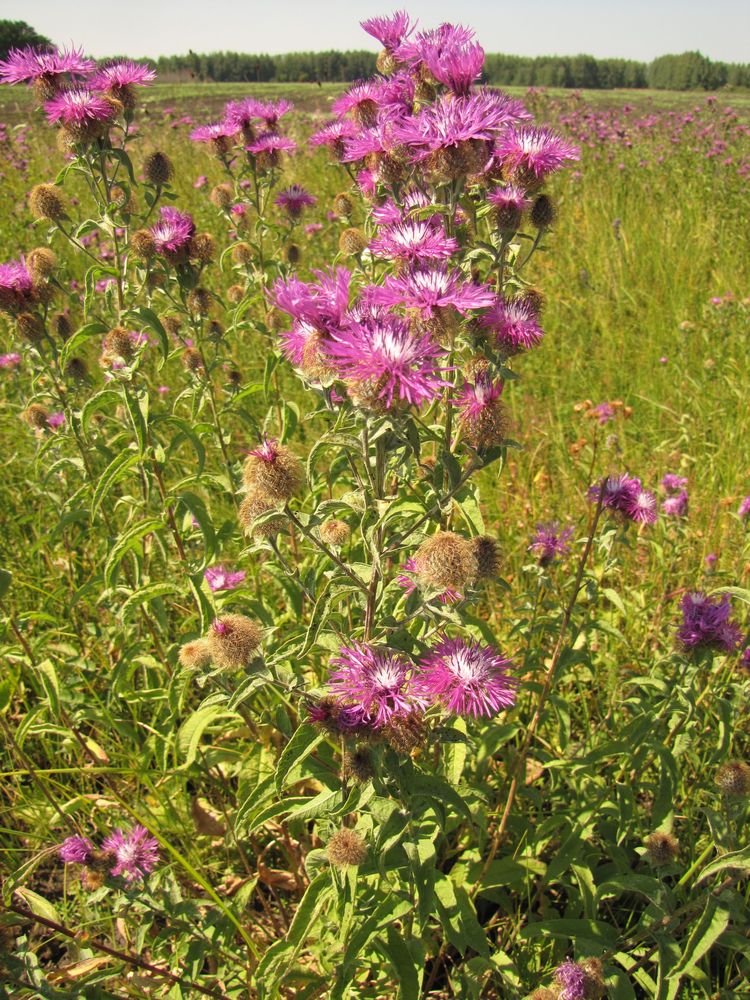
[0,20,51,59]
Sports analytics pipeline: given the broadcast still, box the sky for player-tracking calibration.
[7,0,750,63]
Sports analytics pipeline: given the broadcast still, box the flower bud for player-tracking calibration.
[189,232,216,264]
[187,287,212,317]
[243,441,303,503]
[26,247,56,280]
[207,614,262,670]
[23,403,50,429]
[102,326,136,363]
[227,284,245,304]
[179,638,212,670]
[161,314,182,338]
[333,192,354,217]
[343,746,375,782]
[64,357,88,381]
[285,243,301,265]
[715,761,750,796]
[339,228,368,256]
[644,830,679,866]
[29,183,66,221]
[327,828,367,868]
[16,312,44,343]
[182,347,204,373]
[210,183,234,209]
[52,312,72,340]
[238,491,285,538]
[143,151,173,185]
[530,194,556,229]
[320,519,350,547]
[414,532,478,592]
[383,712,426,754]
[130,229,156,260]
[471,535,501,579]
[231,242,253,265]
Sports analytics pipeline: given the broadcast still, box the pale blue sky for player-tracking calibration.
[8,0,750,62]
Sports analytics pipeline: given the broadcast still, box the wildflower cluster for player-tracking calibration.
[59,825,159,886]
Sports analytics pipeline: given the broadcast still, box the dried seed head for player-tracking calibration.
[82,868,107,891]
[327,828,368,868]
[189,232,216,264]
[495,201,523,234]
[285,243,301,265]
[238,491,285,538]
[383,712,426,754]
[207,320,224,339]
[161,314,182,338]
[16,312,44,343]
[531,194,556,230]
[210,183,234,209]
[526,990,557,1000]
[320,519,350,547]
[187,287,212,317]
[207,614,262,670]
[343,746,375,783]
[23,403,50,429]
[29,183,66,221]
[242,443,303,503]
[227,283,245,304]
[64,357,88,381]
[182,347,204,373]
[226,367,242,387]
[179,638,212,670]
[414,531,478,591]
[333,192,354,217]
[109,185,132,211]
[231,242,253,265]
[143,151,173,185]
[471,535,501,579]
[580,958,606,999]
[102,326,136,362]
[51,312,72,340]
[644,830,679,866]
[26,247,56,279]
[130,229,156,260]
[715,761,750,797]
[338,227,368,256]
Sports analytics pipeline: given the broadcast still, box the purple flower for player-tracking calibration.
[245,133,296,158]
[740,647,750,672]
[676,591,742,653]
[189,121,236,144]
[309,119,358,156]
[738,495,750,519]
[590,402,616,425]
[415,637,517,718]
[589,474,658,525]
[479,297,544,355]
[0,352,21,368]
[305,223,323,235]
[150,206,195,255]
[661,473,689,493]
[494,126,580,178]
[102,824,160,882]
[59,835,94,864]
[45,88,117,129]
[554,961,587,1000]
[529,522,574,566]
[366,266,495,318]
[424,38,485,96]
[361,11,415,51]
[89,61,156,91]
[397,557,462,604]
[270,267,351,334]
[0,258,34,311]
[193,174,207,188]
[394,92,521,161]
[274,184,316,217]
[662,490,689,517]
[0,46,93,86]
[332,81,381,121]
[370,219,458,264]
[704,552,718,569]
[327,315,447,409]
[251,99,294,129]
[47,411,65,430]
[487,184,531,213]
[328,642,419,727]
[204,565,246,592]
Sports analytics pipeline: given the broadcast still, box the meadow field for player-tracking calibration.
[1,26,749,1000]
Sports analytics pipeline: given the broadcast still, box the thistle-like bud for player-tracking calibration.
[207,320,224,340]
[23,403,50,429]
[206,614,262,670]
[29,183,66,221]
[715,761,750,797]
[102,326,136,363]
[343,746,375,783]
[52,312,72,340]
[210,183,234,209]
[338,228,368,256]
[580,958,606,999]
[376,48,397,76]
[187,287,212,317]
[526,990,557,1000]
[26,247,56,280]
[644,830,679,866]
[242,440,304,503]
[238,491,285,538]
[143,151,173,185]
[64,357,88,381]
[130,229,156,260]
[414,531,478,592]
[109,186,135,212]
[520,288,545,316]
[285,243,301,265]
[320,519,350,547]
[530,194,556,230]
[227,284,245,304]
[178,638,212,670]
[189,232,216,264]
[471,535,501,579]
[326,828,368,868]
[161,314,182,338]
[333,192,354,217]
[182,347,204,373]
[231,242,253,265]
[16,312,44,343]
[383,712,426,754]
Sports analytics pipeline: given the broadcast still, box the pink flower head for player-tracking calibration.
[270,267,351,333]
[370,219,458,264]
[367,266,495,318]
[0,45,93,86]
[455,372,503,416]
[662,490,689,517]
[190,120,236,144]
[479,297,544,355]
[45,88,117,129]
[0,352,21,368]
[661,474,689,493]
[590,402,616,425]
[486,184,531,213]
[252,99,293,129]
[327,315,447,409]
[245,132,296,157]
[47,411,65,430]
[0,258,34,311]
[332,80,381,120]
[309,118,358,155]
[59,835,94,863]
[305,222,323,235]
[193,174,208,188]
[361,11,415,52]
[589,474,658,525]
[102,824,160,882]
[396,23,477,69]
[416,637,517,718]
[529,522,574,566]
[738,495,750,519]
[328,642,419,726]
[397,557,462,604]
[248,436,281,464]
[554,961,587,1000]
[493,126,580,178]
[89,61,156,91]
[274,184,317,217]
[150,206,195,255]
[424,38,485,96]
[204,565,246,592]
[394,92,515,160]
[677,591,742,653]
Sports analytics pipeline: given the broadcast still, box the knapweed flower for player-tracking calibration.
[487,184,530,231]
[245,133,296,168]
[424,38,485,96]
[89,61,155,108]
[327,827,368,868]
[661,473,689,492]
[662,490,689,517]
[0,258,34,312]
[332,81,381,126]
[204,565,246,592]
[370,219,458,264]
[493,126,580,179]
[47,411,65,430]
[207,614,263,669]
[45,88,118,135]
[0,45,93,90]
[529,522,574,566]
[397,557,462,604]
[553,960,588,1000]
[307,696,371,735]
[150,206,195,257]
[454,374,506,449]
[676,591,742,653]
[59,835,94,864]
[328,642,418,727]
[275,184,317,218]
[361,11,415,52]
[367,266,495,319]
[243,437,304,501]
[102,824,160,882]
[327,315,447,410]
[413,531,478,592]
[416,637,517,718]
[0,352,21,368]
[309,119,358,158]
[738,495,750,519]
[250,99,294,129]
[479,297,544,355]
[190,120,237,153]
[589,474,658,525]
[589,401,616,425]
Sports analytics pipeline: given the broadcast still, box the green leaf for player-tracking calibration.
[121,582,178,617]
[59,321,108,371]
[177,705,237,768]
[15,887,60,925]
[434,876,488,957]
[128,306,169,361]
[81,388,119,436]
[36,659,61,719]
[91,449,141,518]
[381,926,422,1000]
[275,723,324,793]
[0,567,11,599]
[695,844,750,883]
[667,897,730,980]
[104,518,162,587]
